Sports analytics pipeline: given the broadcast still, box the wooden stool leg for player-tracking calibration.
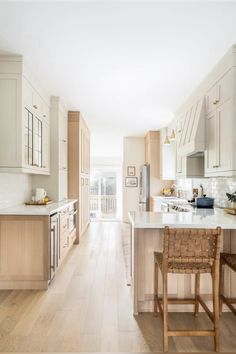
[154,261,158,316]
[194,273,200,317]
[212,268,220,352]
[163,270,168,352]
[219,262,224,316]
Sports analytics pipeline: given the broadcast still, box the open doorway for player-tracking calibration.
[90,167,122,221]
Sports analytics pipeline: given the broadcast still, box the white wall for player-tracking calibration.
[0,173,32,209]
[123,137,145,222]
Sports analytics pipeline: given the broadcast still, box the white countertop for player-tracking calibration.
[0,199,77,216]
[129,208,236,229]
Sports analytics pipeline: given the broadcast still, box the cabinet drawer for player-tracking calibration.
[60,231,69,259]
[60,214,68,231]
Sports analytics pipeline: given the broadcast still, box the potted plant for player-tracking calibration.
[226,191,236,208]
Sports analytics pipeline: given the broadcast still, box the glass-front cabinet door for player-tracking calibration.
[33,116,42,168]
[24,108,33,166]
[24,108,43,168]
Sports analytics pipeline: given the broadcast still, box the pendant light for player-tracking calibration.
[169,129,176,141]
[164,134,170,145]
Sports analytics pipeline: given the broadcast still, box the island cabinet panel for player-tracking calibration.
[0,216,49,289]
[132,227,236,314]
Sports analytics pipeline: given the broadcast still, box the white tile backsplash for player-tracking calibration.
[0,173,32,209]
[177,177,236,208]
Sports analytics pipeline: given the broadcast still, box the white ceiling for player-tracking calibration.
[0,1,236,157]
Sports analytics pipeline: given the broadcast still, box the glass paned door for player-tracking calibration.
[90,169,117,220]
[24,108,33,166]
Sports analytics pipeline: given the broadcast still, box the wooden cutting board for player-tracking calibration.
[224,207,236,215]
[25,200,53,206]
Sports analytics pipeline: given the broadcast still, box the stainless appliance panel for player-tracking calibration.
[139,164,150,208]
[50,213,59,282]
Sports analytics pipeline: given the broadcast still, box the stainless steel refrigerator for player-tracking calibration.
[139,164,150,211]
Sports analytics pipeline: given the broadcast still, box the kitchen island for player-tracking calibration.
[129,209,236,314]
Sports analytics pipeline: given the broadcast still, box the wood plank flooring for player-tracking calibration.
[0,222,236,352]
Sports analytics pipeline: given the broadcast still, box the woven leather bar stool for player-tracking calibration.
[220,253,236,315]
[154,226,221,352]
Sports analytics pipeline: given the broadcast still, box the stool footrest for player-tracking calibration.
[221,295,236,315]
[168,330,215,337]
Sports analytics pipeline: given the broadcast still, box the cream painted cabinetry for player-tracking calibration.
[205,71,234,176]
[0,55,50,174]
[32,97,68,201]
[174,46,236,177]
[206,69,233,114]
[68,111,90,243]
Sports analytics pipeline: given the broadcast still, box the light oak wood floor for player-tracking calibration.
[0,222,236,353]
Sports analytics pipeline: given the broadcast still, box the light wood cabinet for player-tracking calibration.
[0,202,77,290]
[145,131,173,209]
[68,111,90,243]
[0,55,50,174]
[32,97,68,201]
[0,215,49,289]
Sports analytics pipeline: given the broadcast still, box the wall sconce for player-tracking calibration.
[164,129,175,145]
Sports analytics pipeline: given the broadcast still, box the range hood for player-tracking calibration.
[178,97,205,157]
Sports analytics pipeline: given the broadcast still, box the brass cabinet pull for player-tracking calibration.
[33,105,38,109]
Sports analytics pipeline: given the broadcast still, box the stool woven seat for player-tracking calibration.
[220,253,236,315]
[154,252,213,274]
[154,226,221,353]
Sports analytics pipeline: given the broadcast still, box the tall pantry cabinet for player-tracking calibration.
[68,111,90,243]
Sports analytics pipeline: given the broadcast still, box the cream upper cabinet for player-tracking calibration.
[175,118,185,177]
[205,99,233,176]
[32,97,68,202]
[206,69,232,114]
[0,55,50,174]
[174,45,236,178]
[205,110,217,173]
[42,121,50,172]
[205,68,233,177]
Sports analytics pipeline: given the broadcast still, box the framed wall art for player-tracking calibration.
[125,177,138,187]
[127,166,136,176]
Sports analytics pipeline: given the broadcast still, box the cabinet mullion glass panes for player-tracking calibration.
[24,108,33,166]
[24,108,42,168]
[33,117,42,168]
